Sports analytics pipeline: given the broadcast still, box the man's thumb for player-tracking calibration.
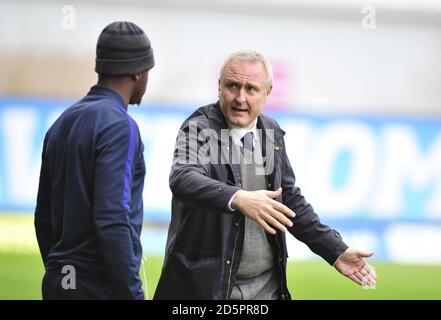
[358,250,374,258]
[265,187,282,198]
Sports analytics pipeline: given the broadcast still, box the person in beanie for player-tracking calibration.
[35,21,154,300]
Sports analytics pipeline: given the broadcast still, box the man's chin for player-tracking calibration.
[228,116,252,128]
[129,99,142,106]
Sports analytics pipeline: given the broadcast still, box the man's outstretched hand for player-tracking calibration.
[334,248,377,287]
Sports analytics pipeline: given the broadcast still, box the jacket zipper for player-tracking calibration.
[275,236,287,299]
[226,220,240,300]
[270,143,286,299]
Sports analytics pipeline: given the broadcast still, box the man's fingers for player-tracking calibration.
[361,274,376,287]
[262,188,296,218]
[264,187,282,199]
[272,201,296,218]
[366,275,376,286]
[363,263,377,280]
[354,270,377,287]
[354,271,368,286]
[256,218,277,235]
[262,214,288,233]
[360,268,376,285]
[360,268,369,277]
[269,208,293,228]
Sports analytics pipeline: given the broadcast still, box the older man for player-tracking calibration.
[154,50,376,300]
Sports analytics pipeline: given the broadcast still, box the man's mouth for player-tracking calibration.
[232,106,248,113]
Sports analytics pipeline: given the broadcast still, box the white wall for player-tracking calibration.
[0,0,440,114]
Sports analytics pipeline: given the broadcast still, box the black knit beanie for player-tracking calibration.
[95,21,154,76]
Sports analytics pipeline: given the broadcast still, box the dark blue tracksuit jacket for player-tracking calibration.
[35,85,146,299]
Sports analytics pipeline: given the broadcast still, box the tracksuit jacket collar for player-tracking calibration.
[88,85,127,112]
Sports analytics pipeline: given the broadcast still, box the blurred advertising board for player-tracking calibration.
[1,97,440,262]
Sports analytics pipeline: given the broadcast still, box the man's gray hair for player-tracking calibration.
[220,50,273,89]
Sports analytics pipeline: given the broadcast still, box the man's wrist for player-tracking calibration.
[227,190,242,212]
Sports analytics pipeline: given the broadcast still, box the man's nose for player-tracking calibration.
[235,87,246,104]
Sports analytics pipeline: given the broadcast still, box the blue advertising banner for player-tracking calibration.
[1,97,440,262]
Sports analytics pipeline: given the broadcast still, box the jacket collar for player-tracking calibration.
[88,84,127,112]
[206,102,285,174]
[207,101,285,143]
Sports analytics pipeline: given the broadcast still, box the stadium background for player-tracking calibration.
[1,0,440,299]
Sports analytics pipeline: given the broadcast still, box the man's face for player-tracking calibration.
[130,70,149,105]
[218,60,272,128]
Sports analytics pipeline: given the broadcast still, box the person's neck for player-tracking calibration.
[227,118,257,131]
[97,80,131,106]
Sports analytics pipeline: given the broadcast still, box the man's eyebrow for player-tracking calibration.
[224,78,239,84]
[224,78,261,87]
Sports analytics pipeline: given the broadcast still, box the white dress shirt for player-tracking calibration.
[226,119,258,211]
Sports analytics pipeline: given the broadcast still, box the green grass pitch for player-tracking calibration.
[1,252,440,300]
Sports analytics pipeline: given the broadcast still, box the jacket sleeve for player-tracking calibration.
[93,117,144,300]
[169,116,241,213]
[280,138,348,265]
[35,134,53,265]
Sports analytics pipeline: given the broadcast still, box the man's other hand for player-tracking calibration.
[334,248,377,287]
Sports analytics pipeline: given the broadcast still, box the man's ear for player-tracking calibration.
[217,78,221,98]
[266,84,273,96]
[132,74,140,81]
[264,84,273,103]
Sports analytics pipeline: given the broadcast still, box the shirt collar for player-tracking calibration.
[226,119,258,145]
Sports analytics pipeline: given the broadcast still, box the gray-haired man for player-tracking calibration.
[154,50,376,300]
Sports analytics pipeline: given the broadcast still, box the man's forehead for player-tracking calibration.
[223,60,266,84]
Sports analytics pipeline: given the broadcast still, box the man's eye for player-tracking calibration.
[228,83,238,89]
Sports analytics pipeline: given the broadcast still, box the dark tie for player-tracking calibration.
[241,132,254,152]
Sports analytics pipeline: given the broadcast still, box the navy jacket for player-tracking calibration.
[35,85,146,300]
[154,102,348,300]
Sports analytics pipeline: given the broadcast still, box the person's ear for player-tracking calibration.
[132,74,140,82]
[264,84,273,103]
[218,78,221,98]
[266,84,273,96]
